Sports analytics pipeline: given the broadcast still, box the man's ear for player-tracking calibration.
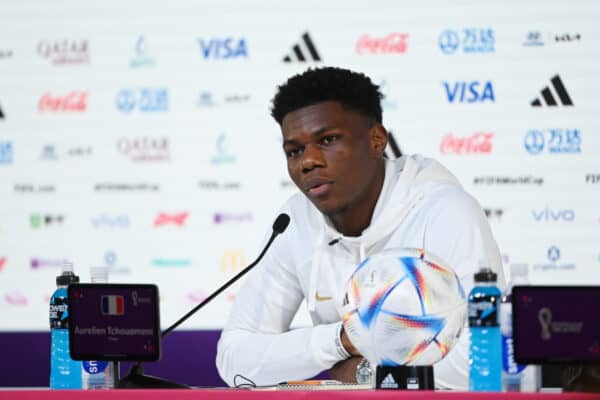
[369,124,388,157]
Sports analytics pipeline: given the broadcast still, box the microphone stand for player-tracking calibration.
[118,214,290,389]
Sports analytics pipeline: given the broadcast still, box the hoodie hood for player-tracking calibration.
[307,154,462,312]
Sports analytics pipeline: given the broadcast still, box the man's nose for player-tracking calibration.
[301,144,325,172]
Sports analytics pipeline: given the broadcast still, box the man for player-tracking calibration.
[216,67,504,389]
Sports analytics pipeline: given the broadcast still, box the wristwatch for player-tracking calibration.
[355,357,373,385]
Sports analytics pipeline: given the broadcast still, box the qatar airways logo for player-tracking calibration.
[0,257,6,272]
[153,212,189,227]
[37,39,89,65]
[38,91,87,112]
[117,137,169,162]
[355,33,409,55]
[440,132,494,154]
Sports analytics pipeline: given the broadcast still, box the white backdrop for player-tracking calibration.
[0,0,599,331]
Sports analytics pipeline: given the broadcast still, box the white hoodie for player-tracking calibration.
[216,155,505,389]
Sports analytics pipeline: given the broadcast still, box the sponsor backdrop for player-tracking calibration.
[1,0,599,341]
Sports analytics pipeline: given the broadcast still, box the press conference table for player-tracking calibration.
[1,390,599,400]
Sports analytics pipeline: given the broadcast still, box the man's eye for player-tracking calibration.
[286,148,302,158]
[322,136,338,145]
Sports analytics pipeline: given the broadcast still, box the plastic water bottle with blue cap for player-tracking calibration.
[468,266,502,391]
[49,261,82,389]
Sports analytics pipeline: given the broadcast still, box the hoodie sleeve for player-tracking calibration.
[215,236,347,387]
[422,187,505,390]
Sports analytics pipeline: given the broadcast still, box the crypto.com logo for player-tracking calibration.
[547,246,560,262]
[153,212,189,227]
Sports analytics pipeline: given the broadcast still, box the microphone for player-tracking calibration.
[118,213,291,388]
[162,213,289,337]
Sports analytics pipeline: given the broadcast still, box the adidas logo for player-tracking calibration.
[282,32,321,63]
[381,373,399,389]
[531,75,573,107]
[385,131,402,159]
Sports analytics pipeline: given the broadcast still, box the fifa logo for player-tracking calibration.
[220,250,246,273]
[538,307,552,340]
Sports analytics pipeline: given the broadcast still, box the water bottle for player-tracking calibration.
[469,267,502,391]
[500,264,540,392]
[50,262,82,389]
[82,267,116,389]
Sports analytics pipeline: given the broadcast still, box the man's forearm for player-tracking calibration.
[216,322,348,386]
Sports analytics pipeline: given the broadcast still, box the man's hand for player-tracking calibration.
[328,356,362,383]
[340,326,361,356]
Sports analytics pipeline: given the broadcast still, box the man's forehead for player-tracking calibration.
[281,101,351,135]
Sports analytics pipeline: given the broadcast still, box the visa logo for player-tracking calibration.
[444,81,494,103]
[532,207,575,222]
[198,38,248,59]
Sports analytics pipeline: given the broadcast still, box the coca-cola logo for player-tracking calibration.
[356,33,409,55]
[117,137,170,162]
[440,132,494,154]
[38,91,87,112]
[37,40,89,65]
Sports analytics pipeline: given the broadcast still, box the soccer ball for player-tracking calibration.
[342,248,467,366]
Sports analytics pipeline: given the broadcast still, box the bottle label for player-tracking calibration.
[468,298,498,327]
[502,335,526,375]
[83,360,109,375]
[49,294,69,329]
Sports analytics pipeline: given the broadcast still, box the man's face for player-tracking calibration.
[281,101,384,216]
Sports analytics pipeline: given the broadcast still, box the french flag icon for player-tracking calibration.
[102,295,125,316]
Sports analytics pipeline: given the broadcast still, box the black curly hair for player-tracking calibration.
[270,67,383,125]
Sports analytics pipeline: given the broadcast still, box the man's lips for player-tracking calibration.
[304,178,334,197]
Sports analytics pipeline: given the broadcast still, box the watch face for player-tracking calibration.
[356,359,372,385]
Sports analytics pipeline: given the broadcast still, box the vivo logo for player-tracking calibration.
[92,215,130,228]
[444,81,494,103]
[198,38,248,59]
[532,207,575,222]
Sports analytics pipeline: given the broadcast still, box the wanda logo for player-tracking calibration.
[440,132,494,154]
[38,92,87,112]
[356,33,409,55]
